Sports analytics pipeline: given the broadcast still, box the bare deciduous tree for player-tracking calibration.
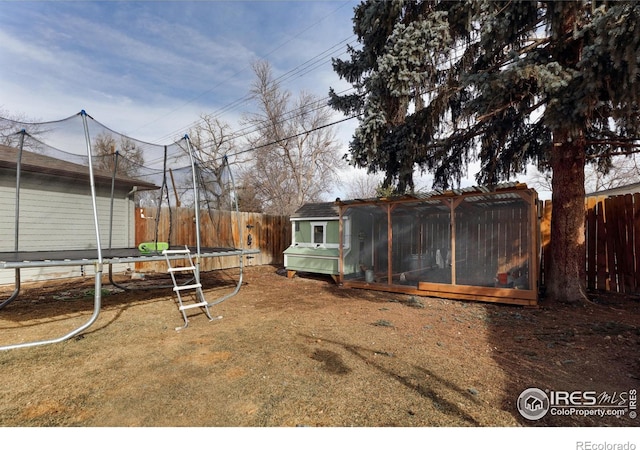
[241,61,345,216]
[183,114,244,211]
[586,155,640,193]
[0,109,44,151]
[527,154,640,197]
[342,170,383,199]
[92,132,144,177]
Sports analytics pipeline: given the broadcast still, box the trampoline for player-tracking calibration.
[0,247,249,269]
[0,110,259,351]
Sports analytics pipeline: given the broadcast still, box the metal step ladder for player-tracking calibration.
[163,246,214,330]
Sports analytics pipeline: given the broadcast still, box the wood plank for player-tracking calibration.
[417,280,537,300]
[539,200,552,287]
[623,194,636,292]
[595,200,608,291]
[586,197,597,290]
[342,280,536,306]
[613,195,631,292]
[635,193,640,294]
[611,196,625,292]
[605,197,619,292]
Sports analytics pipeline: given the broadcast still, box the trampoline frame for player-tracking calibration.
[0,111,258,351]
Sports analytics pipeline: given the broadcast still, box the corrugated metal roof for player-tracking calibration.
[586,181,640,198]
[0,144,158,190]
[292,183,533,217]
[337,182,530,206]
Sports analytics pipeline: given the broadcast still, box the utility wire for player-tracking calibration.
[142,85,357,167]
[224,113,360,162]
[137,1,356,142]
[148,35,358,146]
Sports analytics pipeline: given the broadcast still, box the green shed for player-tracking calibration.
[285,183,541,306]
[283,202,344,281]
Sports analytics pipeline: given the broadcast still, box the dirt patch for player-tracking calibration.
[0,265,638,427]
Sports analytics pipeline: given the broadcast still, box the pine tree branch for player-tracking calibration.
[585,148,640,159]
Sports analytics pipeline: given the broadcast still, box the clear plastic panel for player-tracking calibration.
[341,204,388,282]
[340,193,532,291]
[391,201,451,286]
[455,195,530,289]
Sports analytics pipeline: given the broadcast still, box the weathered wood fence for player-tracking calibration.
[541,193,640,294]
[136,193,639,294]
[134,207,291,273]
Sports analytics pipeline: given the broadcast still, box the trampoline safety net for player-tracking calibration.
[0,111,243,271]
[0,111,255,350]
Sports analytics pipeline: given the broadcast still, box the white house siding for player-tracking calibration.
[0,174,136,285]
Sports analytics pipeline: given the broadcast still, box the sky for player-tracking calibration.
[0,1,357,138]
[0,0,384,198]
[0,0,548,199]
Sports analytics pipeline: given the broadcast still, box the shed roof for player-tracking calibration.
[586,181,640,198]
[292,183,534,218]
[291,201,339,219]
[337,182,533,209]
[0,144,158,190]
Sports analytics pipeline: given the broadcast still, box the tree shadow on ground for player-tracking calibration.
[299,333,483,426]
[0,269,241,323]
[484,293,640,427]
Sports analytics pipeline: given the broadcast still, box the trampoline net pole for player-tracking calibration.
[0,130,26,309]
[185,135,201,280]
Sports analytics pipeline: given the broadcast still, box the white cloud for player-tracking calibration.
[0,0,361,161]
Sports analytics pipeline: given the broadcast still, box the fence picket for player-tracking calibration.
[586,197,597,290]
[623,194,636,292]
[135,207,290,273]
[595,200,608,291]
[542,193,639,295]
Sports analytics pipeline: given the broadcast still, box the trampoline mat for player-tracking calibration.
[0,247,252,267]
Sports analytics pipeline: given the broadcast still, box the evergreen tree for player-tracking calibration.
[330,0,640,303]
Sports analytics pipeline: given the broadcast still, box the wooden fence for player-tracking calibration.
[136,193,640,295]
[134,207,291,273]
[541,193,640,294]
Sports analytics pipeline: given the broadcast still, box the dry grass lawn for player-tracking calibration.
[0,264,638,428]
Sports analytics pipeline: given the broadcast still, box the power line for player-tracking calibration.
[224,113,360,161]
[148,35,358,146]
[136,1,356,143]
[198,86,355,147]
[142,86,357,166]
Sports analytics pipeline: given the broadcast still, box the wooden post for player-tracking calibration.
[529,193,539,295]
[387,204,392,285]
[596,199,608,291]
[634,193,640,293]
[450,197,464,285]
[338,204,344,284]
[541,200,552,287]
[586,197,597,290]
[168,169,181,207]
